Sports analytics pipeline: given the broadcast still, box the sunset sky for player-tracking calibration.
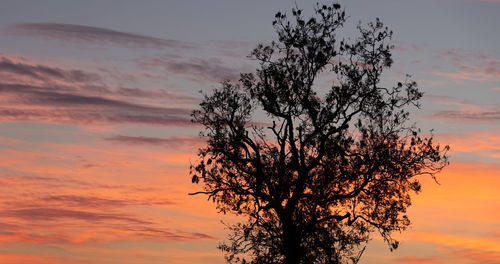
[0,0,498,263]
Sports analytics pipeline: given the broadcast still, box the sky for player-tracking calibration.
[0,0,498,263]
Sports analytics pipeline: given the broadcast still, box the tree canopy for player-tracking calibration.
[190,3,449,264]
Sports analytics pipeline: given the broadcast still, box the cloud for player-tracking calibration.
[205,40,255,50]
[434,131,500,159]
[434,49,500,82]
[0,182,214,243]
[392,42,428,52]
[0,145,220,245]
[0,252,76,264]
[432,110,500,121]
[0,208,151,224]
[0,83,191,114]
[9,23,195,49]
[0,208,216,244]
[0,174,178,214]
[426,95,500,122]
[434,71,499,82]
[0,55,198,102]
[136,56,248,83]
[115,87,198,101]
[395,256,447,264]
[103,135,203,149]
[0,227,216,246]
[204,40,258,58]
[0,56,196,126]
[119,226,217,241]
[0,57,101,83]
[444,248,500,264]
[0,174,148,191]
[40,194,174,208]
[410,232,500,264]
[0,108,192,126]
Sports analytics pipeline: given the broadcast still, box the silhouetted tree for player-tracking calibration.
[190,3,449,264]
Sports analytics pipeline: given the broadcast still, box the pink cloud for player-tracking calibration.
[103,135,203,150]
[434,71,499,82]
[432,109,500,121]
[434,49,500,83]
[0,107,193,126]
[427,95,500,122]
[0,57,101,83]
[0,55,197,126]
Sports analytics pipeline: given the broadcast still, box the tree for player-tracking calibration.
[190,3,449,264]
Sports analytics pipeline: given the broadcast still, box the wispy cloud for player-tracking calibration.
[0,171,215,246]
[0,252,78,264]
[0,108,192,126]
[411,232,500,261]
[434,131,500,159]
[9,23,195,49]
[136,56,249,83]
[0,55,198,101]
[434,71,499,82]
[0,84,193,126]
[115,87,198,101]
[434,49,500,82]
[0,55,196,126]
[205,40,255,50]
[395,256,447,264]
[0,83,185,110]
[427,95,500,122]
[432,110,500,121]
[39,194,174,208]
[0,207,151,224]
[103,135,202,149]
[0,208,216,244]
[0,174,160,195]
[0,57,101,83]
[442,247,500,264]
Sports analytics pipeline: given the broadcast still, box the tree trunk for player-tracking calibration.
[282,214,302,264]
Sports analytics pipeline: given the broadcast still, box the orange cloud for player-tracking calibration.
[434,130,500,158]
[356,160,500,263]
[411,232,500,253]
[443,247,500,263]
[0,136,225,261]
[408,161,500,227]
[394,256,448,264]
[0,253,84,264]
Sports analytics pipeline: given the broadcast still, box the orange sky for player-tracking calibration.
[0,0,499,263]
